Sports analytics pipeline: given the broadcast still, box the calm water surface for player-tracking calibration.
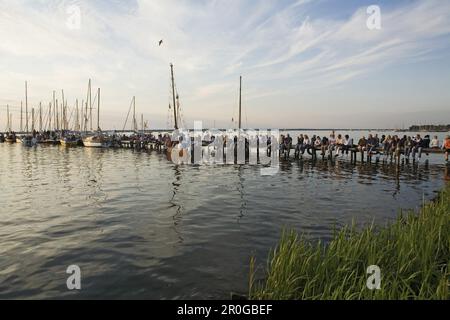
[0,138,448,299]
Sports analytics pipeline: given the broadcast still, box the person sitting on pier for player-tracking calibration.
[366,134,378,156]
[297,134,311,157]
[374,134,380,146]
[343,135,353,155]
[423,135,431,149]
[294,134,304,158]
[412,134,423,161]
[320,136,328,156]
[404,136,413,159]
[443,135,450,162]
[392,135,402,161]
[357,136,367,152]
[327,132,336,158]
[279,135,285,153]
[431,135,440,149]
[314,136,322,148]
[335,134,344,156]
[284,134,293,158]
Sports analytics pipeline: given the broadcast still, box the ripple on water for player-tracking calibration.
[0,143,447,299]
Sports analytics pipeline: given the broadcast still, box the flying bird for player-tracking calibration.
[159,39,163,46]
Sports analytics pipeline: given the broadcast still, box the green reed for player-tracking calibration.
[249,184,450,300]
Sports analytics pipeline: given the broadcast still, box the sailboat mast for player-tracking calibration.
[239,76,242,130]
[97,88,100,131]
[20,102,23,132]
[89,79,92,131]
[39,102,42,132]
[61,90,65,131]
[6,104,9,132]
[133,96,136,132]
[53,91,56,131]
[76,99,79,132]
[170,63,178,130]
[48,102,52,131]
[25,81,28,134]
[32,108,35,132]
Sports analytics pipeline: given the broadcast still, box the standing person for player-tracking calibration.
[443,135,450,162]
[431,135,440,149]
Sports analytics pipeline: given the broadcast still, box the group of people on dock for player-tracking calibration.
[2,129,450,163]
[280,132,450,162]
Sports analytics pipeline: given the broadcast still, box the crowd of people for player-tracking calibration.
[280,132,450,162]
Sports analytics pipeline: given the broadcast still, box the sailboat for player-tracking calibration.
[165,63,188,162]
[19,82,37,146]
[82,84,112,148]
[4,105,15,143]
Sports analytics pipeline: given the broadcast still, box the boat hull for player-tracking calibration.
[83,136,111,148]
[60,140,79,147]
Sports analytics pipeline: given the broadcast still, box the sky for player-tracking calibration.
[0,0,450,130]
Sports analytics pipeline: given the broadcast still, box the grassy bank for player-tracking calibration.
[249,184,450,300]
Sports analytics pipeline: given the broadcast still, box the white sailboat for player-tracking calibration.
[82,84,112,148]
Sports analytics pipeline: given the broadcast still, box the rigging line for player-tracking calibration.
[67,105,76,129]
[122,97,135,132]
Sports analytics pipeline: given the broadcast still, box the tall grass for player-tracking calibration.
[249,184,450,300]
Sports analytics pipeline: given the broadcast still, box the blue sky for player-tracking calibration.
[0,0,449,130]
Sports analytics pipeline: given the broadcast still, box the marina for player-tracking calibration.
[0,0,449,303]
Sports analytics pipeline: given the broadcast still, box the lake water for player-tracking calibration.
[0,130,448,299]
